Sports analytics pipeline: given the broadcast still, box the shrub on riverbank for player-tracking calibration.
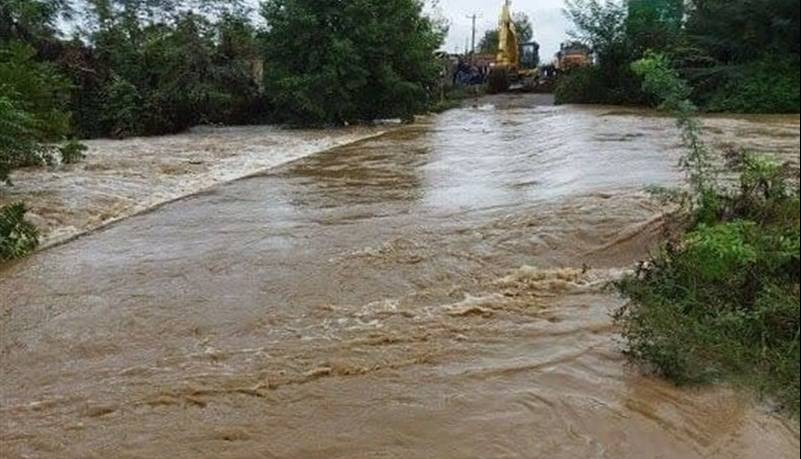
[554,65,649,106]
[703,57,801,114]
[0,203,40,262]
[616,54,801,417]
[617,159,800,415]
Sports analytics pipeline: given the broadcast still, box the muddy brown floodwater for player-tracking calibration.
[2,94,800,458]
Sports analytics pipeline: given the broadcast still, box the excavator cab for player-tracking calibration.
[519,42,540,70]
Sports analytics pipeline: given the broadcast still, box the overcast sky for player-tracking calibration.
[432,0,571,60]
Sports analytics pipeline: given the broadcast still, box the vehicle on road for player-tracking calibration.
[488,0,541,93]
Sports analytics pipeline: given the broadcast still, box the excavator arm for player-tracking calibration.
[496,0,520,70]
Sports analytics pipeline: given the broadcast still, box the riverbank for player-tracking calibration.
[0,124,389,249]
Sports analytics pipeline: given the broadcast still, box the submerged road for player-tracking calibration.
[2,95,799,458]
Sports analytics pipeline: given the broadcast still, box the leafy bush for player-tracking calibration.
[59,139,87,164]
[683,222,757,283]
[0,203,40,262]
[618,159,800,414]
[617,53,801,416]
[554,60,651,106]
[1,96,86,181]
[554,67,596,104]
[705,57,801,114]
[617,205,800,412]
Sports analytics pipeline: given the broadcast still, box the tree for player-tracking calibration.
[513,12,534,44]
[0,0,71,43]
[685,0,800,64]
[0,96,40,183]
[260,0,446,125]
[560,0,800,111]
[0,43,71,139]
[81,0,252,30]
[0,43,72,182]
[626,0,684,55]
[564,0,628,64]
[478,30,499,54]
[218,12,260,60]
[558,0,650,105]
[683,0,800,113]
[56,0,264,137]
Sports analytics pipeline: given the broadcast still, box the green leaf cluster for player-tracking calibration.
[558,0,800,113]
[0,202,40,261]
[260,0,445,125]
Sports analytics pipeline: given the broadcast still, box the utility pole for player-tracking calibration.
[466,13,482,56]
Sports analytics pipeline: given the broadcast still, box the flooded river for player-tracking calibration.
[1,95,799,458]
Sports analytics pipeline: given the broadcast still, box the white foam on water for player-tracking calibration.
[1,124,389,248]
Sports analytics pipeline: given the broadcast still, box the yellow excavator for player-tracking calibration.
[488,0,540,93]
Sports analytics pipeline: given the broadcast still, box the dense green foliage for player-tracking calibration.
[259,0,446,125]
[0,43,71,140]
[617,54,801,416]
[554,64,648,105]
[618,162,800,415]
[0,0,70,42]
[703,57,801,114]
[0,96,40,183]
[558,0,800,113]
[0,42,74,182]
[0,202,40,261]
[3,0,446,136]
[685,0,800,62]
[67,2,264,138]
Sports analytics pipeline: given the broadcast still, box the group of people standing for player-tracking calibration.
[452,59,491,87]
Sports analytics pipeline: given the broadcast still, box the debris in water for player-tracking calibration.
[444,294,501,318]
